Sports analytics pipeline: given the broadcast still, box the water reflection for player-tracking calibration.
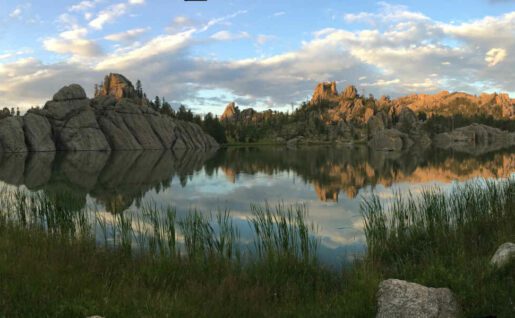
[0,146,513,212]
[208,146,515,201]
[1,146,513,265]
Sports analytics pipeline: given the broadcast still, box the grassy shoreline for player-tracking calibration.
[0,179,513,317]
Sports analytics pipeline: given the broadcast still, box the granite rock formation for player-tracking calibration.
[434,123,515,154]
[0,74,218,153]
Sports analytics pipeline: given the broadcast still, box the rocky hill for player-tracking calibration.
[0,73,218,153]
[220,82,515,153]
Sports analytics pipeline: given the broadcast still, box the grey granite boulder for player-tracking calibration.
[0,78,219,154]
[491,242,515,268]
[52,84,87,101]
[368,129,410,151]
[0,117,27,153]
[23,111,55,152]
[58,109,110,151]
[376,279,460,318]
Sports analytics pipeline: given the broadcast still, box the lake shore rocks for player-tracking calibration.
[0,74,218,153]
[376,279,461,318]
[434,123,515,154]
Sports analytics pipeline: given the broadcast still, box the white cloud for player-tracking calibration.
[256,34,276,45]
[43,28,103,58]
[485,48,507,66]
[9,8,22,18]
[3,6,515,112]
[8,3,32,19]
[211,31,249,41]
[69,0,102,12]
[89,0,145,30]
[105,28,149,42]
[96,29,194,70]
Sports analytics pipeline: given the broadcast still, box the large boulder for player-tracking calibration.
[368,129,411,151]
[23,112,55,152]
[58,109,110,151]
[44,84,110,151]
[491,242,515,268]
[0,117,27,153]
[376,279,460,318]
[52,84,87,101]
[396,108,418,134]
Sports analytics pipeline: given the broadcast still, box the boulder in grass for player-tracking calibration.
[490,242,515,268]
[376,279,460,318]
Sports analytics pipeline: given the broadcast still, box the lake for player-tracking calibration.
[0,145,513,266]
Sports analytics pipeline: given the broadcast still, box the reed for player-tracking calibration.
[361,177,515,317]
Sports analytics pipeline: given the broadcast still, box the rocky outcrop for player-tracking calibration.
[342,85,358,100]
[0,75,219,153]
[221,102,239,121]
[490,242,515,268]
[311,82,338,103]
[434,124,515,154]
[376,279,461,318]
[0,117,27,153]
[96,73,138,101]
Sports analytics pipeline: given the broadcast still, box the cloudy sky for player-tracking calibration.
[1,0,515,114]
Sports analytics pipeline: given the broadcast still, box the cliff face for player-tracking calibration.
[0,74,218,153]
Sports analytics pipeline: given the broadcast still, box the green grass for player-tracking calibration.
[0,178,513,317]
[362,178,515,317]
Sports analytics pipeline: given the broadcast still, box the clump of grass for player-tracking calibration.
[249,202,318,264]
[179,209,240,261]
[361,178,515,317]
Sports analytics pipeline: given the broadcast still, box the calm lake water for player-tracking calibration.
[1,145,514,266]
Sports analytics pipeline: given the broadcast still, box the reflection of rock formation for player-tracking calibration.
[0,149,217,213]
[1,147,513,207]
[212,146,515,202]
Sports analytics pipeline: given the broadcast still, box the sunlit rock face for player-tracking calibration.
[221,102,238,121]
[311,82,339,104]
[96,73,138,101]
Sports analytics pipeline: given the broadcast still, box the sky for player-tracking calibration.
[1,0,515,114]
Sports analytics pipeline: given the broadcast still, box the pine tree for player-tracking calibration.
[136,80,143,98]
[154,96,161,110]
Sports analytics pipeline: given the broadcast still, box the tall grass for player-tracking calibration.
[0,187,317,266]
[0,188,333,317]
[0,178,513,317]
[250,202,318,263]
[361,177,515,317]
